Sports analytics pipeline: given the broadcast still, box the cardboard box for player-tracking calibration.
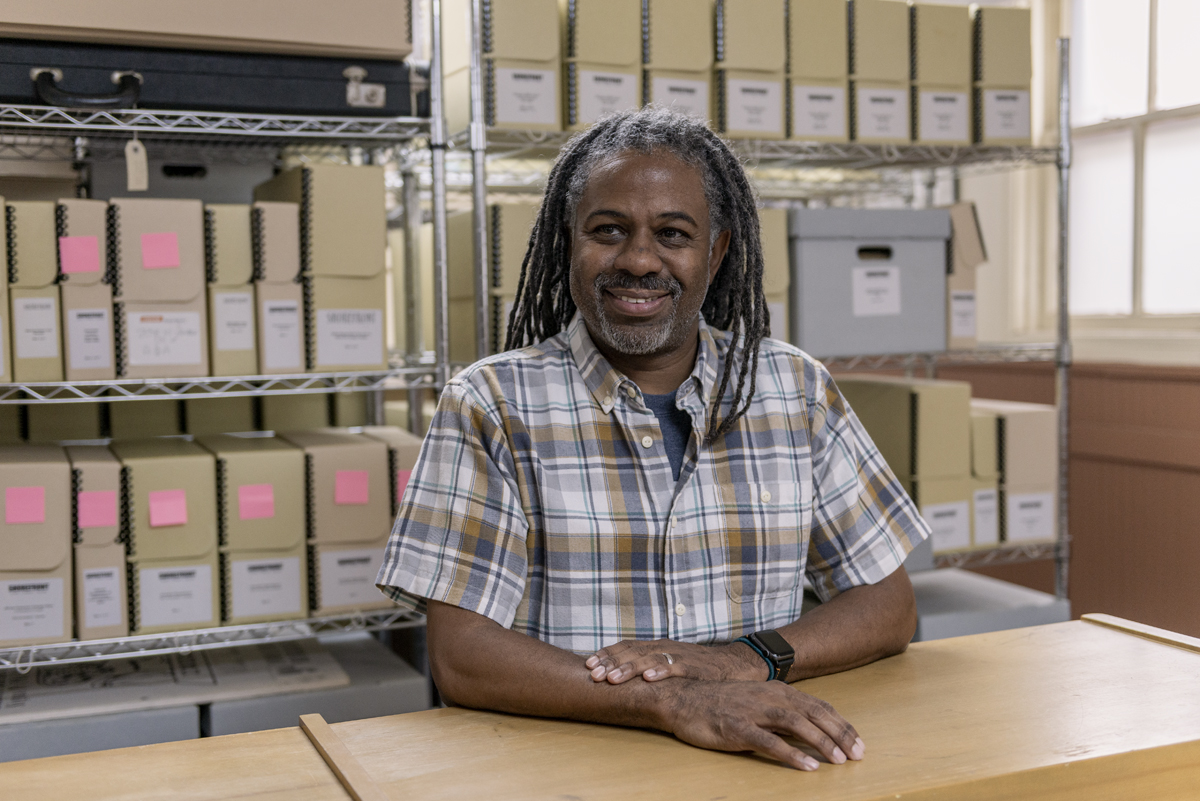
[116,296,210,379]
[108,399,181,440]
[644,70,712,122]
[969,398,1058,488]
[309,538,392,615]
[56,199,109,290]
[250,202,302,284]
[359,425,423,516]
[26,404,104,443]
[109,439,218,563]
[196,434,305,552]
[906,475,972,554]
[183,396,256,436]
[645,0,714,72]
[788,208,950,356]
[851,80,910,143]
[969,408,999,480]
[790,0,849,80]
[261,393,329,431]
[971,476,1000,548]
[6,201,64,380]
[306,273,387,372]
[972,6,1032,88]
[759,207,790,343]
[205,204,258,377]
[61,282,116,381]
[108,198,206,303]
[0,445,73,646]
[278,430,391,545]
[1001,485,1056,544]
[945,201,987,349]
[65,445,122,547]
[74,541,128,640]
[790,78,850,142]
[254,279,305,374]
[253,164,386,279]
[563,0,642,130]
[5,201,57,289]
[220,545,307,624]
[128,553,219,634]
[849,0,909,83]
[330,392,369,428]
[973,86,1031,145]
[911,3,971,86]
[913,86,971,145]
[836,375,972,480]
[717,70,786,140]
[718,0,785,72]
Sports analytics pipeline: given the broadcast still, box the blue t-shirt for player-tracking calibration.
[642,389,693,481]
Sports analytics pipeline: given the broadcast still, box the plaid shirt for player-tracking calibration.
[377,313,928,654]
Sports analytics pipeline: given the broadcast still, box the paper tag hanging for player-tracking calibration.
[125,139,148,192]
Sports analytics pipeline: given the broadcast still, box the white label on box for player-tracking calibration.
[230,556,302,619]
[0,578,64,641]
[126,311,204,367]
[792,84,847,139]
[923,501,971,552]
[578,70,639,125]
[726,78,782,134]
[984,89,1031,140]
[653,76,709,120]
[918,90,969,142]
[138,564,213,628]
[316,308,383,367]
[855,86,909,140]
[261,300,303,370]
[494,67,558,125]
[213,292,255,352]
[319,548,385,609]
[82,567,123,629]
[852,266,902,317]
[67,308,113,371]
[950,290,977,339]
[973,488,999,547]
[767,301,787,342]
[14,296,59,360]
[1005,491,1055,543]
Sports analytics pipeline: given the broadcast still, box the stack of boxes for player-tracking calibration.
[910,2,972,145]
[789,0,850,142]
[643,0,714,120]
[971,399,1058,544]
[58,198,116,381]
[715,0,787,140]
[563,0,643,131]
[204,204,258,377]
[972,6,1033,145]
[68,446,128,639]
[944,201,987,351]
[848,0,910,144]
[250,201,305,375]
[6,201,63,382]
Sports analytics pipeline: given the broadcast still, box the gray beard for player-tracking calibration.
[589,273,690,356]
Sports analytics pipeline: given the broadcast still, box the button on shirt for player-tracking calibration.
[377,313,929,654]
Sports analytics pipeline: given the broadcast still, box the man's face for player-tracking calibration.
[569,151,728,360]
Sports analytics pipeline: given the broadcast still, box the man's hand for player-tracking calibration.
[586,638,768,683]
[659,679,865,771]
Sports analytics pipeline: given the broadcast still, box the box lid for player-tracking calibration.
[791,0,849,80]
[6,201,58,288]
[912,2,971,85]
[789,208,952,239]
[57,198,109,288]
[851,0,910,82]
[0,445,71,571]
[196,435,306,552]
[719,0,786,72]
[251,201,301,283]
[278,430,391,545]
[647,0,714,71]
[569,0,641,68]
[969,409,999,479]
[109,198,206,303]
[488,0,560,62]
[65,445,123,547]
[205,204,254,286]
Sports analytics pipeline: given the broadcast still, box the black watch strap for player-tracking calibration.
[736,630,796,682]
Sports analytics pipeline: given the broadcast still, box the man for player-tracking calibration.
[377,106,928,771]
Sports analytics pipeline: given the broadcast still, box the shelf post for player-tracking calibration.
[1055,37,1073,602]
[430,0,452,390]
[469,0,491,360]
[401,166,425,432]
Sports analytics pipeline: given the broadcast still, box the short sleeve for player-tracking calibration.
[376,379,531,628]
[803,365,930,602]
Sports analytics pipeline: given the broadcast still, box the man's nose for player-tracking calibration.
[613,228,661,276]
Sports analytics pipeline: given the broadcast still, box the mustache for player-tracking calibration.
[593,272,683,299]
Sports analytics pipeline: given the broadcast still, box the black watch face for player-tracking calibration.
[754,630,794,659]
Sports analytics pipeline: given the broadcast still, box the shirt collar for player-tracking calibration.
[566,312,722,426]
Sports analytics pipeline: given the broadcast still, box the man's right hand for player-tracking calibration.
[654,679,865,771]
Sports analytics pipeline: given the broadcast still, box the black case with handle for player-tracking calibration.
[0,37,429,117]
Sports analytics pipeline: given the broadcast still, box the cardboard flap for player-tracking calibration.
[252,201,302,283]
[205,204,254,286]
[790,0,848,80]
[196,435,306,551]
[65,445,123,547]
[109,198,206,303]
[912,3,971,86]
[279,430,391,544]
[0,445,71,571]
[647,0,714,71]
[719,0,785,72]
[58,198,109,288]
[946,201,987,272]
[489,0,560,62]
[7,201,59,288]
[850,0,910,82]
[570,0,641,67]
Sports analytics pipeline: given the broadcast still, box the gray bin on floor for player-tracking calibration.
[0,705,199,763]
[789,208,950,357]
[203,632,430,735]
[911,568,1070,642]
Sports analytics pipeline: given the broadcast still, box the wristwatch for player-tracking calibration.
[735,630,796,682]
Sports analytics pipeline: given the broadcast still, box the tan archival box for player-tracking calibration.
[220,544,308,624]
[74,541,128,640]
[720,0,786,72]
[254,280,306,375]
[309,537,391,614]
[646,0,714,72]
[197,434,306,552]
[479,0,562,131]
[261,393,330,432]
[905,475,973,553]
[0,445,73,646]
[58,198,116,381]
[183,396,256,436]
[359,425,424,516]
[564,0,642,130]
[307,273,388,372]
[911,3,971,86]
[26,404,105,443]
[128,552,220,634]
[108,398,181,440]
[205,204,258,377]
[251,201,302,284]
[791,0,848,80]
[759,207,791,343]
[850,0,910,83]
[6,201,63,382]
[972,6,1032,87]
[0,196,10,381]
[969,398,1058,488]
[66,445,122,547]
[279,430,391,545]
[945,201,987,349]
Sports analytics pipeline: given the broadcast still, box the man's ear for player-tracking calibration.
[709,229,731,281]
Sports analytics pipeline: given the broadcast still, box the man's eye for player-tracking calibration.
[593,224,622,236]
[658,228,688,241]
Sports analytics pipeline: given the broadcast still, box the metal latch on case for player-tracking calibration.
[343,66,386,108]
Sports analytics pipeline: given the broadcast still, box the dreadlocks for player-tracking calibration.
[503,106,769,445]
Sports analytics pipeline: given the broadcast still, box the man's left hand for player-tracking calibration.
[586,639,769,684]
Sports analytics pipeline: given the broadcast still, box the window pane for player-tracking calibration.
[1072,0,1150,126]
[1155,0,1200,110]
[1143,116,1200,314]
[1069,129,1134,315]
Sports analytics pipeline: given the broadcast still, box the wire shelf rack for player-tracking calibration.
[0,608,425,673]
[819,344,1059,373]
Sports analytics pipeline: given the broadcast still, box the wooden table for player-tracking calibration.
[3,615,1199,800]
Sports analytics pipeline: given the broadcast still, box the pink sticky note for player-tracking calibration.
[396,469,412,506]
[148,489,188,527]
[5,486,45,525]
[335,470,370,505]
[59,235,101,274]
[140,232,180,269]
[78,490,118,528]
[238,483,275,521]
